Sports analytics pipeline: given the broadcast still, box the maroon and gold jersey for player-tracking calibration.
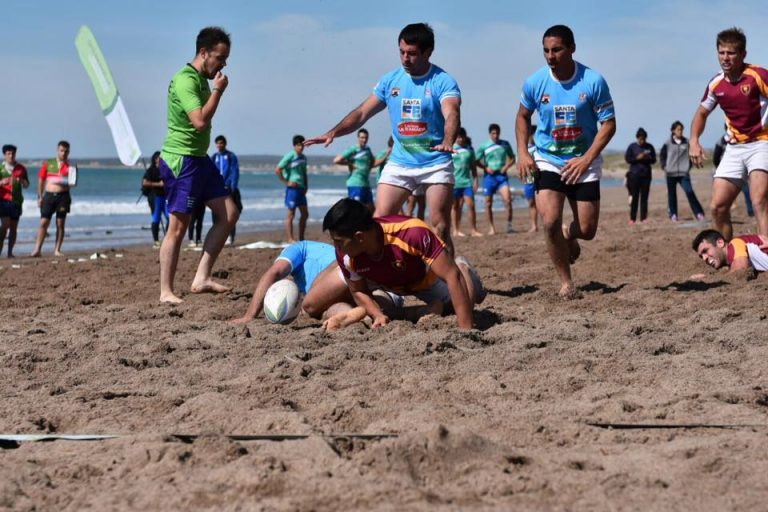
[337,215,445,294]
[726,235,768,271]
[700,64,768,144]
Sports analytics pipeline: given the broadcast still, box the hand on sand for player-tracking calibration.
[321,316,344,332]
[229,315,253,325]
[190,279,231,294]
[371,314,390,329]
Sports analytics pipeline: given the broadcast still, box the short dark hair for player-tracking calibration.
[457,127,468,138]
[488,123,501,133]
[150,150,161,166]
[323,198,376,236]
[196,26,231,53]
[717,27,746,53]
[215,135,227,144]
[543,25,575,48]
[2,144,16,154]
[692,229,724,251]
[670,121,684,132]
[398,23,434,53]
[636,127,648,138]
[292,135,305,146]
[58,140,70,150]
[357,128,369,137]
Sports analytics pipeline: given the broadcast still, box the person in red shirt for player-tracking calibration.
[31,141,73,257]
[322,198,485,330]
[0,144,29,257]
[689,28,768,242]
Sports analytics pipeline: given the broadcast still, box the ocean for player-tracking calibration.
[10,167,625,254]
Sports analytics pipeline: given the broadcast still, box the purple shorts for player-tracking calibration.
[159,155,228,214]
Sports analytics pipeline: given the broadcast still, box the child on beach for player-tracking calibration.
[276,135,309,242]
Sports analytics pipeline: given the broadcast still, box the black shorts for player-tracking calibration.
[536,170,601,202]
[231,188,243,212]
[41,191,71,220]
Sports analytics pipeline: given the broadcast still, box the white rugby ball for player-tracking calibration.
[263,279,302,324]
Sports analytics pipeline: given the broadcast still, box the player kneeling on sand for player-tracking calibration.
[323,198,486,331]
[691,229,768,276]
[231,240,400,329]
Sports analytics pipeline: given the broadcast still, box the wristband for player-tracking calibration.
[212,87,222,94]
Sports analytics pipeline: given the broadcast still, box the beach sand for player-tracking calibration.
[2,173,767,510]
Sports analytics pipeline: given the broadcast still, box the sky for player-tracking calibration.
[3,0,767,160]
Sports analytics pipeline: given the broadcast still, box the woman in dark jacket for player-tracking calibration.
[624,127,656,224]
[659,121,705,222]
[142,151,168,247]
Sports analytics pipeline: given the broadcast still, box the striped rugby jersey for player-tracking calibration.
[700,64,768,143]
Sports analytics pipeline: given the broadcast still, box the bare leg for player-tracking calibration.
[711,177,742,242]
[375,183,411,217]
[54,216,66,256]
[747,170,768,238]
[298,204,308,241]
[536,190,575,296]
[191,196,239,294]
[159,212,192,303]
[485,194,496,235]
[527,198,538,232]
[30,217,51,257]
[7,219,18,257]
[452,196,466,236]
[425,183,454,256]
[302,264,353,319]
[0,219,8,256]
[466,196,482,236]
[285,208,296,243]
[499,185,513,232]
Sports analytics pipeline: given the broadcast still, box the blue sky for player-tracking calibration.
[3,0,767,160]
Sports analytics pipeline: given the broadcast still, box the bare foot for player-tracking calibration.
[487,228,497,235]
[527,226,537,233]
[54,251,64,257]
[470,230,483,237]
[190,279,231,294]
[558,283,582,299]
[455,230,467,237]
[160,293,184,304]
[30,251,41,258]
[7,253,15,258]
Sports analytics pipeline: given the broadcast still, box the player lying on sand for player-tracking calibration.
[231,240,401,329]
[691,229,768,276]
[323,198,486,330]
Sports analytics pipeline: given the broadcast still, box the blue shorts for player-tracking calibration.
[347,186,373,205]
[159,155,228,214]
[482,173,510,196]
[285,187,307,209]
[452,186,475,200]
[523,182,536,201]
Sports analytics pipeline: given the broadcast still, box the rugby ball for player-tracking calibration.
[263,279,302,324]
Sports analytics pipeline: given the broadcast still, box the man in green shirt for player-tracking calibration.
[451,128,481,237]
[334,128,375,211]
[476,123,516,234]
[158,26,238,304]
[276,135,309,242]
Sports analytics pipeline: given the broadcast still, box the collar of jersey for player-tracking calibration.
[405,64,433,80]
[549,61,579,85]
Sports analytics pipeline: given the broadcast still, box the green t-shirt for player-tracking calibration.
[476,139,514,173]
[341,145,374,188]
[452,144,475,189]
[278,150,307,189]
[161,64,211,175]
[375,149,389,184]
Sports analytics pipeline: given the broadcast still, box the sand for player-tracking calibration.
[1,174,767,511]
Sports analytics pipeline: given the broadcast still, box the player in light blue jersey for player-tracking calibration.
[515,25,616,298]
[304,23,461,255]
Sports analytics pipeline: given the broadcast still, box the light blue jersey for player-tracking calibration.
[275,241,337,294]
[520,62,614,168]
[373,64,460,167]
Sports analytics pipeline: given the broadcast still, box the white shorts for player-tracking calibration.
[414,279,451,305]
[714,140,768,181]
[379,160,455,193]
[533,149,602,183]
